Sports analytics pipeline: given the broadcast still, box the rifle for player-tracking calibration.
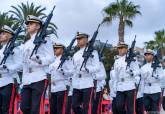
[30,6,56,58]
[57,37,76,69]
[0,21,24,65]
[151,48,161,77]
[125,35,136,69]
[80,24,101,71]
[99,40,108,62]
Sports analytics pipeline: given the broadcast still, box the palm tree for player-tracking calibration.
[144,40,156,50]
[102,0,141,42]
[9,2,46,22]
[145,29,165,56]
[0,12,16,29]
[9,2,57,36]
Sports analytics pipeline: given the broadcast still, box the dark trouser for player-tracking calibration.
[162,96,165,111]
[92,91,102,114]
[50,91,67,114]
[20,80,47,114]
[115,90,135,114]
[0,83,16,114]
[144,93,161,114]
[136,97,144,114]
[112,97,119,114]
[72,87,93,114]
[66,96,72,114]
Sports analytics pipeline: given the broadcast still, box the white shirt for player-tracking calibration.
[93,62,106,92]
[72,48,100,89]
[113,55,140,92]
[141,62,163,94]
[21,33,54,85]
[109,69,117,100]
[135,75,145,99]
[49,55,73,93]
[0,44,22,87]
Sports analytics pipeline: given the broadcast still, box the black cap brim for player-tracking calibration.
[25,20,42,25]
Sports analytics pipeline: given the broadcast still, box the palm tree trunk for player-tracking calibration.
[160,43,165,56]
[161,47,165,56]
[118,16,125,42]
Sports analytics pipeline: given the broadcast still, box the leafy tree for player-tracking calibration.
[102,0,141,42]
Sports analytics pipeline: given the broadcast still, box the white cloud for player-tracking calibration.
[0,0,165,47]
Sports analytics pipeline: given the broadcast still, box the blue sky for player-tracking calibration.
[1,0,165,47]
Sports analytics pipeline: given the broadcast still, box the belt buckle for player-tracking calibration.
[121,78,124,82]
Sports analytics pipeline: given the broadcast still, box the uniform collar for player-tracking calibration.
[79,46,86,50]
[146,62,152,64]
[55,55,62,59]
[30,33,37,41]
[118,55,126,59]
[146,62,152,66]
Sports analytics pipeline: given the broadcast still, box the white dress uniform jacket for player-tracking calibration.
[109,69,117,100]
[49,55,73,93]
[113,55,140,92]
[0,44,22,87]
[135,74,145,99]
[72,48,100,89]
[93,62,106,92]
[141,62,163,94]
[21,33,54,85]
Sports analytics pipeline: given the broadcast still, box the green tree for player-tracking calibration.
[9,2,46,22]
[145,29,165,56]
[0,12,15,29]
[102,0,141,42]
[9,2,57,36]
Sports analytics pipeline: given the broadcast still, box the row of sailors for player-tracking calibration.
[0,15,106,114]
[109,43,165,114]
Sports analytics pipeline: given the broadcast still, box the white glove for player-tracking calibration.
[56,68,65,75]
[0,65,9,73]
[126,69,134,76]
[80,67,89,73]
[152,72,159,79]
[29,60,41,67]
[30,55,42,64]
